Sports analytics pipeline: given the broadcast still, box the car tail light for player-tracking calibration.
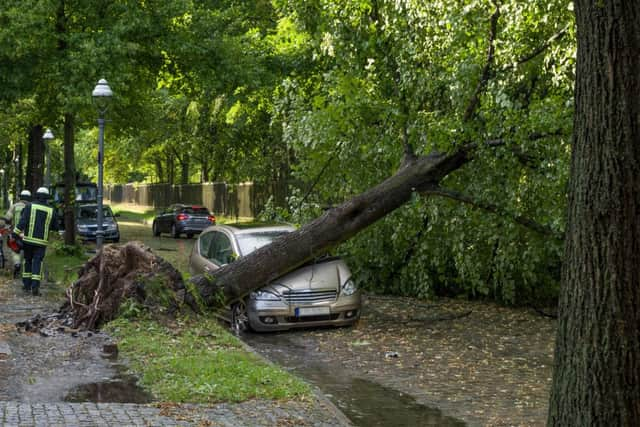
[208,215,216,223]
[176,213,189,221]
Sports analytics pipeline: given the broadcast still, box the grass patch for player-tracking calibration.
[46,237,90,285]
[105,315,311,403]
[112,207,157,224]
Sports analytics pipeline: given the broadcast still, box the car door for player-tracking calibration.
[191,230,236,275]
[158,205,176,233]
[190,230,214,275]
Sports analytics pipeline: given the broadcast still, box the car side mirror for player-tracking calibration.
[114,213,121,217]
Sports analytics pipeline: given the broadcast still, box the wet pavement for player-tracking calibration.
[242,295,555,427]
[0,273,350,426]
[245,332,466,426]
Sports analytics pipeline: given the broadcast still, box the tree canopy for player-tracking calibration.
[1,0,575,303]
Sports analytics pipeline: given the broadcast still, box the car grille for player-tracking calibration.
[285,314,340,322]
[281,289,337,304]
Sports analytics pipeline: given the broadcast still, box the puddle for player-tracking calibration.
[65,367,153,404]
[318,376,464,426]
[244,333,466,427]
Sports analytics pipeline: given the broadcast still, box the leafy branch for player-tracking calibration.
[421,185,562,239]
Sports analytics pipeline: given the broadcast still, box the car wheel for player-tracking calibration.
[171,223,180,238]
[231,300,251,334]
[152,222,160,237]
[186,233,193,239]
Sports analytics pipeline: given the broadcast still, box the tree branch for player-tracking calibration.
[463,3,501,122]
[485,129,569,168]
[421,185,563,240]
[507,25,570,70]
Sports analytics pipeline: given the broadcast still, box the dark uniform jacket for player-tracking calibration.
[14,200,59,247]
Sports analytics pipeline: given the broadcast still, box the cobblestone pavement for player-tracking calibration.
[0,398,348,426]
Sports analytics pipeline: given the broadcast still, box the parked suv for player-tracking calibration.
[152,204,216,238]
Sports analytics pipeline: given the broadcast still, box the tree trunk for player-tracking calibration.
[26,125,44,192]
[63,113,76,244]
[548,1,640,425]
[191,150,469,304]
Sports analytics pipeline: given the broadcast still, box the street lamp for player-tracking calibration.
[0,169,5,210]
[42,128,54,188]
[13,155,20,196]
[92,78,113,250]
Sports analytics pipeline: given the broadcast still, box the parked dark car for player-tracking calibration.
[76,203,120,243]
[152,204,216,238]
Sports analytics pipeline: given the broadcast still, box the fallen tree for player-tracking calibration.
[189,145,558,307]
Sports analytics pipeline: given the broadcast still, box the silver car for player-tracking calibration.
[189,224,361,332]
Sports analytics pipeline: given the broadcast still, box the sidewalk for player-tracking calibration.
[0,275,351,427]
[0,398,347,426]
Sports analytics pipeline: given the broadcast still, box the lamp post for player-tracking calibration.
[13,155,20,197]
[43,128,54,188]
[92,78,113,250]
[0,169,5,210]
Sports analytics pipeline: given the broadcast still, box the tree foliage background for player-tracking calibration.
[0,0,576,305]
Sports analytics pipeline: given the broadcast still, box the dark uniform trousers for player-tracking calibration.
[22,243,46,293]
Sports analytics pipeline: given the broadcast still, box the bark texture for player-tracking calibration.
[26,125,45,192]
[63,112,77,243]
[548,1,640,425]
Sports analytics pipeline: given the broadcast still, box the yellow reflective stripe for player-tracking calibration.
[24,205,53,244]
[31,274,42,281]
[43,210,51,241]
[23,236,48,245]
[22,272,32,279]
[28,208,36,236]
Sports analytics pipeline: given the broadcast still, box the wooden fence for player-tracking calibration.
[104,182,267,218]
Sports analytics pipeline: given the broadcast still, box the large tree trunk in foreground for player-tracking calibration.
[548,1,640,425]
[191,150,469,305]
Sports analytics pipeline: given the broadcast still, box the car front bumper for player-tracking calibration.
[77,230,120,242]
[247,292,361,332]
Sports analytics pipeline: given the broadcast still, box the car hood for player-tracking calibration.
[267,257,351,292]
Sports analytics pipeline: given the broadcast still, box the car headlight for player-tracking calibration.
[342,278,357,296]
[250,290,280,301]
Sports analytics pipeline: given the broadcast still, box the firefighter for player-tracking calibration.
[14,187,58,296]
[5,190,31,277]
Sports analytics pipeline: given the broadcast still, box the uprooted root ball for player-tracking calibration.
[60,241,194,330]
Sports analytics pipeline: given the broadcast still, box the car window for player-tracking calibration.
[78,206,113,219]
[206,231,235,265]
[198,231,213,258]
[183,207,209,214]
[236,230,290,256]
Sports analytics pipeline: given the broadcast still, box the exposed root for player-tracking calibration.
[18,241,197,333]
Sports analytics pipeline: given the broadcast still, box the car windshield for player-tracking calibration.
[236,230,290,256]
[78,206,113,219]
[182,207,209,214]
